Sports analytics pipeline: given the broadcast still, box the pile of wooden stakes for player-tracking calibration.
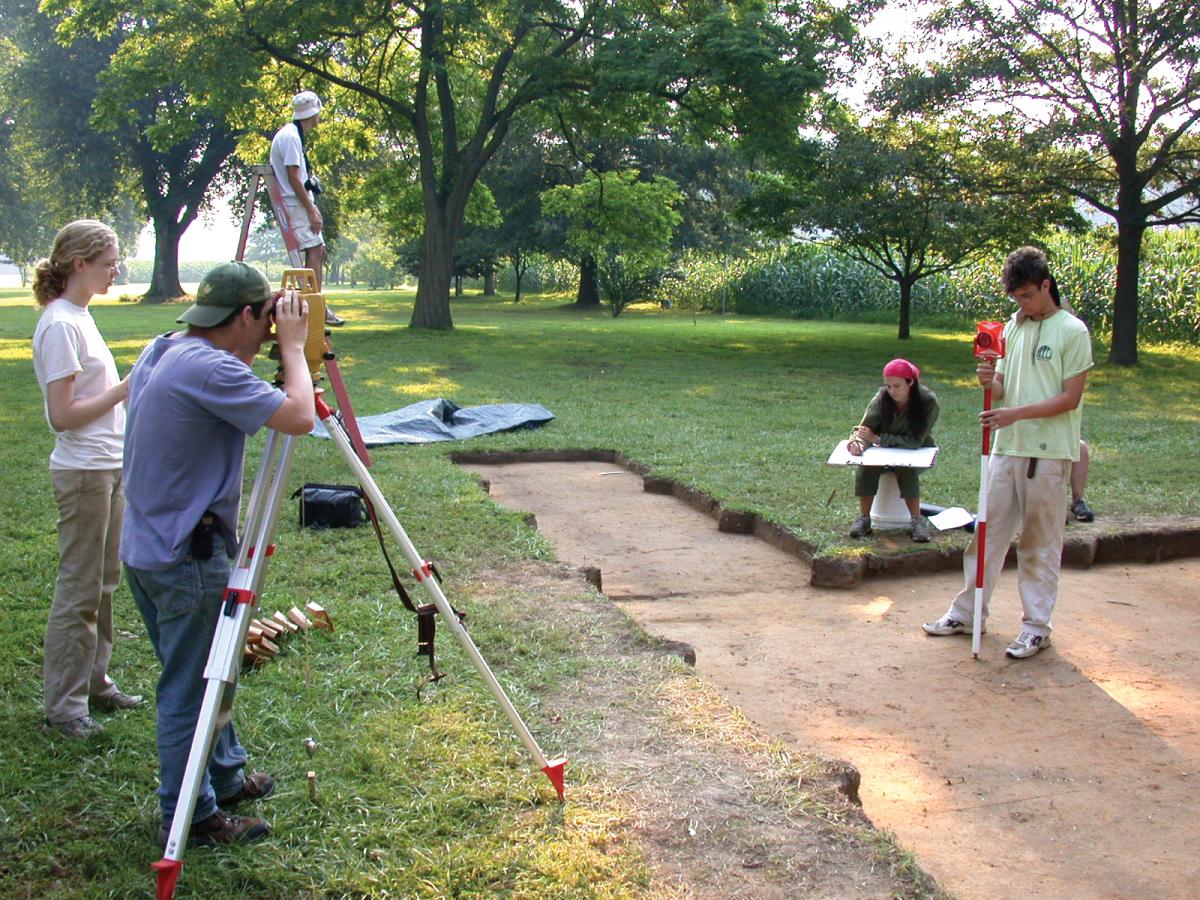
[243,602,334,667]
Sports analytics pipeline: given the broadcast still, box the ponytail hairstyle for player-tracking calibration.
[31,219,118,306]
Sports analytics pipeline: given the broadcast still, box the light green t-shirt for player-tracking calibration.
[994,309,1092,461]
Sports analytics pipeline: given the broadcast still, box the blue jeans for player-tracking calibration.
[126,538,247,826]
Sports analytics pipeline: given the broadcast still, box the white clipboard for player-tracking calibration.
[827,440,938,468]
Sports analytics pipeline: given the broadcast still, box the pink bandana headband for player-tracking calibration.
[883,358,920,380]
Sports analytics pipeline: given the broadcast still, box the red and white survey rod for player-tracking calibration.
[971,321,1006,658]
[972,383,993,658]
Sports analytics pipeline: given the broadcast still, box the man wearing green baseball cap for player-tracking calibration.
[121,261,315,847]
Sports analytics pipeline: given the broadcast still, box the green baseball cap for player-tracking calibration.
[178,262,271,327]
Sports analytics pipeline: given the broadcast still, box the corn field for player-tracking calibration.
[656,230,1200,344]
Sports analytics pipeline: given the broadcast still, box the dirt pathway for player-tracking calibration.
[463,460,1200,900]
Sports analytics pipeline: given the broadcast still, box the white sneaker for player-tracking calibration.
[1005,632,1050,658]
[922,615,968,636]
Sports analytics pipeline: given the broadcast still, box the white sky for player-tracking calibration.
[134,191,247,262]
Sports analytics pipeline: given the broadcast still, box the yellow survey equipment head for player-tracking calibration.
[280,268,327,379]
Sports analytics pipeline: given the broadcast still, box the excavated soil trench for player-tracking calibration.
[462,459,1200,900]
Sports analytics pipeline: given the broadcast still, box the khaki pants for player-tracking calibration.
[947,454,1069,638]
[44,468,124,723]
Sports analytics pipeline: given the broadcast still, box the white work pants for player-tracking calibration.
[947,454,1070,638]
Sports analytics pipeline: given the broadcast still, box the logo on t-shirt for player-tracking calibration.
[1035,344,1053,361]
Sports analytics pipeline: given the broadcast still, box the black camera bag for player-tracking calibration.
[294,483,365,529]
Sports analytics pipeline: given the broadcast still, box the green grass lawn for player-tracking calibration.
[1,284,1194,897]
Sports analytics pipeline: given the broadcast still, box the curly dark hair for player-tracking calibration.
[1001,246,1051,294]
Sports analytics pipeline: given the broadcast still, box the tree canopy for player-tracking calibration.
[544,169,683,316]
[44,0,839,327]
[749,115,1083,337]
[894,0,1200,363]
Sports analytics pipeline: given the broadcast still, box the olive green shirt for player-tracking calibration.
[861,384,939,450]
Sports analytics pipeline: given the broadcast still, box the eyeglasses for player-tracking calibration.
[91,256,122,272]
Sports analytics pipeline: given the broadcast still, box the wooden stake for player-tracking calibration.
[307,771,319,804]
[306,602,334,631]
[252,618,280,640]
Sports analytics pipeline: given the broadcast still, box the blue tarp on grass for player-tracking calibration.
[311,398,555,446]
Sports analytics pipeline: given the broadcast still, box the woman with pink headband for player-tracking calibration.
[846,358,939,542]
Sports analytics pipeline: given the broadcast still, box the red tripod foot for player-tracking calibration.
[542,757,567,802]
[152,858,182,900]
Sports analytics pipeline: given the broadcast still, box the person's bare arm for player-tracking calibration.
[264,292,316,435]
[45,372,129,432]
[981,371,1088,429]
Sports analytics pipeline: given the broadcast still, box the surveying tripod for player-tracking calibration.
[152,191,566,900]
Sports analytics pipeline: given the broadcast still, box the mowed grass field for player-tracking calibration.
[0,284,1195,897]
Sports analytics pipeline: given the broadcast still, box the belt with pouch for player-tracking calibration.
[190,513,218,560]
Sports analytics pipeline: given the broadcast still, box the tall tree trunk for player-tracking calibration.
[144,213,185,302]
[413,216,455,329]
[483,266,496,296]
[1110,218,1144,366]
[897,277,913,340]
[576,253,599,308]
[512,256,525,303]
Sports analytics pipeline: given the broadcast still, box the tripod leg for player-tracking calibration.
[154,431,297,900]
[318,401,566,800]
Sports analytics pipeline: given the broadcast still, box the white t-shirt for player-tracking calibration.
[269,121,309,203]
[32,298,125,469]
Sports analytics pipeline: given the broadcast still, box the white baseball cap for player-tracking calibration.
[292,91,323,120]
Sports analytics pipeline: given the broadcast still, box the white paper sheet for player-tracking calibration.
[827,440,939,468]
[929,506,975,531]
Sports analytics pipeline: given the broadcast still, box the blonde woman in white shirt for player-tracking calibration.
[32,220,142,739]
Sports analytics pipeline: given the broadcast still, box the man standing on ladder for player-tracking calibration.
[122,262,315,847]
[270,90,344,326]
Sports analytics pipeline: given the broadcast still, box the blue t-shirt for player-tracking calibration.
[121,334,285,570]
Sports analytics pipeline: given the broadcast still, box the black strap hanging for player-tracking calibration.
[361,491,464,686]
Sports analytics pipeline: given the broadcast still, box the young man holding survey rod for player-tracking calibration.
[922,246,1092,659]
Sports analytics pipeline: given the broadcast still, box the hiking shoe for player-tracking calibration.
[91,690,144,712]
[1071,498,1095,522]
[911,515,931,543]
[158,810,270,849]
[922,615,972,636]
[849,514,872,538]
[1006,632,1050,659]
[324,306,346,327]
[217,771,274,808]
[43,715,104,739]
